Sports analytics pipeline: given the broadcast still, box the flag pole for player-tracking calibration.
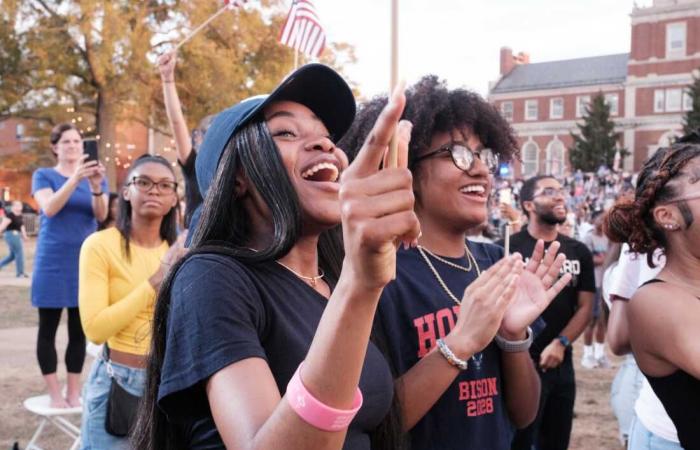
[174,5,229,52]
[386,0,399,168]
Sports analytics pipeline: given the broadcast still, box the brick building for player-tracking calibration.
[488,0,700,177]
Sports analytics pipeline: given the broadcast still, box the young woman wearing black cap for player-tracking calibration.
[133,65,419,450]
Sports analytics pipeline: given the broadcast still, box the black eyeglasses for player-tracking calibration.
[412,142,499,174]
[127,176,178,194]
[534,187,568,198]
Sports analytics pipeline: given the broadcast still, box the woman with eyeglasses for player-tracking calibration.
[32,123,108,408]
[605,136,700,450]
[339,76,572,450]
[78,155,186,449]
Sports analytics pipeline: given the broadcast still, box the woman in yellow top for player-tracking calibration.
[78,154,185,449]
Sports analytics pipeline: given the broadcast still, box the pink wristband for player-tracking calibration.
[286,363,363,432]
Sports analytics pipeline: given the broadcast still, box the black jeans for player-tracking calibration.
[511,354,576,450]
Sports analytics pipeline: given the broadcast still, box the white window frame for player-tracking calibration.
[501,101,513,121]
[576,96,591,118]
[683,90,693,112]
[522,142,539,177]
[525,100,538,121]
[654,90,665,113]
[666,22,687,59]
[550,98,564,119]
[605,93,619,116]
[665,88,682,112]
[15,124,24,139]
[546,141,566,177]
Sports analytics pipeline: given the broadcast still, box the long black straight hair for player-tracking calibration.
[131,120,400,450]
[116,154,179,262]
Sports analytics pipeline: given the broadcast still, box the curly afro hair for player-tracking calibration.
[338,75,519,167]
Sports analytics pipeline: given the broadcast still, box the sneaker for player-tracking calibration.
[596,355,612,369]
[17,273,29,278]
[581,354,598,369]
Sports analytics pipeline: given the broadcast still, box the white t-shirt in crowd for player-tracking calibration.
[607,244,679,443]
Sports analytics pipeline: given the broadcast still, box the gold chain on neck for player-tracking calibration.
[417,245,481,305]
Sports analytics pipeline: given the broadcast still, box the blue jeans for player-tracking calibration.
[628,415,682,450]
[80,357,145,449]
[611,355,644,444]
[0,231,24,275]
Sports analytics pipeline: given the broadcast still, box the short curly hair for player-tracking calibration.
[338,75,519,166]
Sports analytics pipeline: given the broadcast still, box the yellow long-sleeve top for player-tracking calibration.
[79,227,168,355]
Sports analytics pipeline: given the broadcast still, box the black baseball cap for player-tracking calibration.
[195,63,356,197]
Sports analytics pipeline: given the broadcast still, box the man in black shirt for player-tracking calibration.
[502,175,595,450]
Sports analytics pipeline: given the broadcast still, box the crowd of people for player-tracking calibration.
[2,53,698,450]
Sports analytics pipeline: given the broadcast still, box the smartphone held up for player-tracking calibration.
[83,139,99,163]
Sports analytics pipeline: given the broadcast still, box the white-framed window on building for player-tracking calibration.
[654,90,665,113]
[522,141,539,177]
[525,100,538,121]
[501,101,513,121]
[576,96,590,118]
[550,98,564,119]
[605,93,619,116]
[666,22,687,59]
[546,140,566,177]
[665,88,682,112]
[683,90,693,112]
[16,123,25,140]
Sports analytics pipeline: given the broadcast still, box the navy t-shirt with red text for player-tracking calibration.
[377,243,515,450]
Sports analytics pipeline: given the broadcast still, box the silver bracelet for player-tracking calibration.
[494,326,533,353]
[436,339,468,370]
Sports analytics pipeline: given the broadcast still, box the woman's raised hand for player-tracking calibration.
[338,84,420,292]
[499,240,572,339]
[157,51,177,82]
[444,254,523,357]
[70,154,104,190]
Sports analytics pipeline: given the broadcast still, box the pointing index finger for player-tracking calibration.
[346,82,406,179]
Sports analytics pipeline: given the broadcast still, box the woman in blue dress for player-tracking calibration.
[31,123,108,408]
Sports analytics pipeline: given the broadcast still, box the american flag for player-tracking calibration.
[278,0,326,58]
[224,0,248,9]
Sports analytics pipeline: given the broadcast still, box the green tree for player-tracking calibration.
[0,0,356,181]
[683,71,700,135]
[569,93,627,172]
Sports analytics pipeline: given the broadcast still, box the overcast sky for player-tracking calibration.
[313,0,654,99]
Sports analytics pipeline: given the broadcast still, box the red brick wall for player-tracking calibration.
[633,129,669,168]
[0,169,36,208]
[0,119,26,156]
[629,57,700,77]
[497,89,625,124]
[630,16,700,62]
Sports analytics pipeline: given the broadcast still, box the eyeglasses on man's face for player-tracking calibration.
[412,142,499,174]
[127,176,178,194]
[534,187,568,199]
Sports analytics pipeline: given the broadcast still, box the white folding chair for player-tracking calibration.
[23,395,82,450]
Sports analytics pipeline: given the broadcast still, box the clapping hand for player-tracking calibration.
[499,240,572,340]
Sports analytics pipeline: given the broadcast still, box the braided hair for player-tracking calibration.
[604,131,700,267]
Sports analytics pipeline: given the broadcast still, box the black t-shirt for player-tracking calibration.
[377,243,515,450]
[3,212,23,232]
[158,254,394,450]
[498,230,595,359]
[178,151,202,229]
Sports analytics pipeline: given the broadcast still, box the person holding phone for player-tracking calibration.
[31,123,108,408]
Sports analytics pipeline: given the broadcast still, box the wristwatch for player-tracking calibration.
[495,327,533,353]
[556,335,571,347]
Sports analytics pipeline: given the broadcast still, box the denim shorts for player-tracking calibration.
[80,357,145,449]
[628,415,682,450]
[610,355,644,443]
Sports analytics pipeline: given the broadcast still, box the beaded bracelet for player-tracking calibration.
[436,339,468,370]
[286,362,363,432]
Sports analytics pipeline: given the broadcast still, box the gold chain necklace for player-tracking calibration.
[418,245,474,272]
[276,261,325,287]
[417,245,481,305]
